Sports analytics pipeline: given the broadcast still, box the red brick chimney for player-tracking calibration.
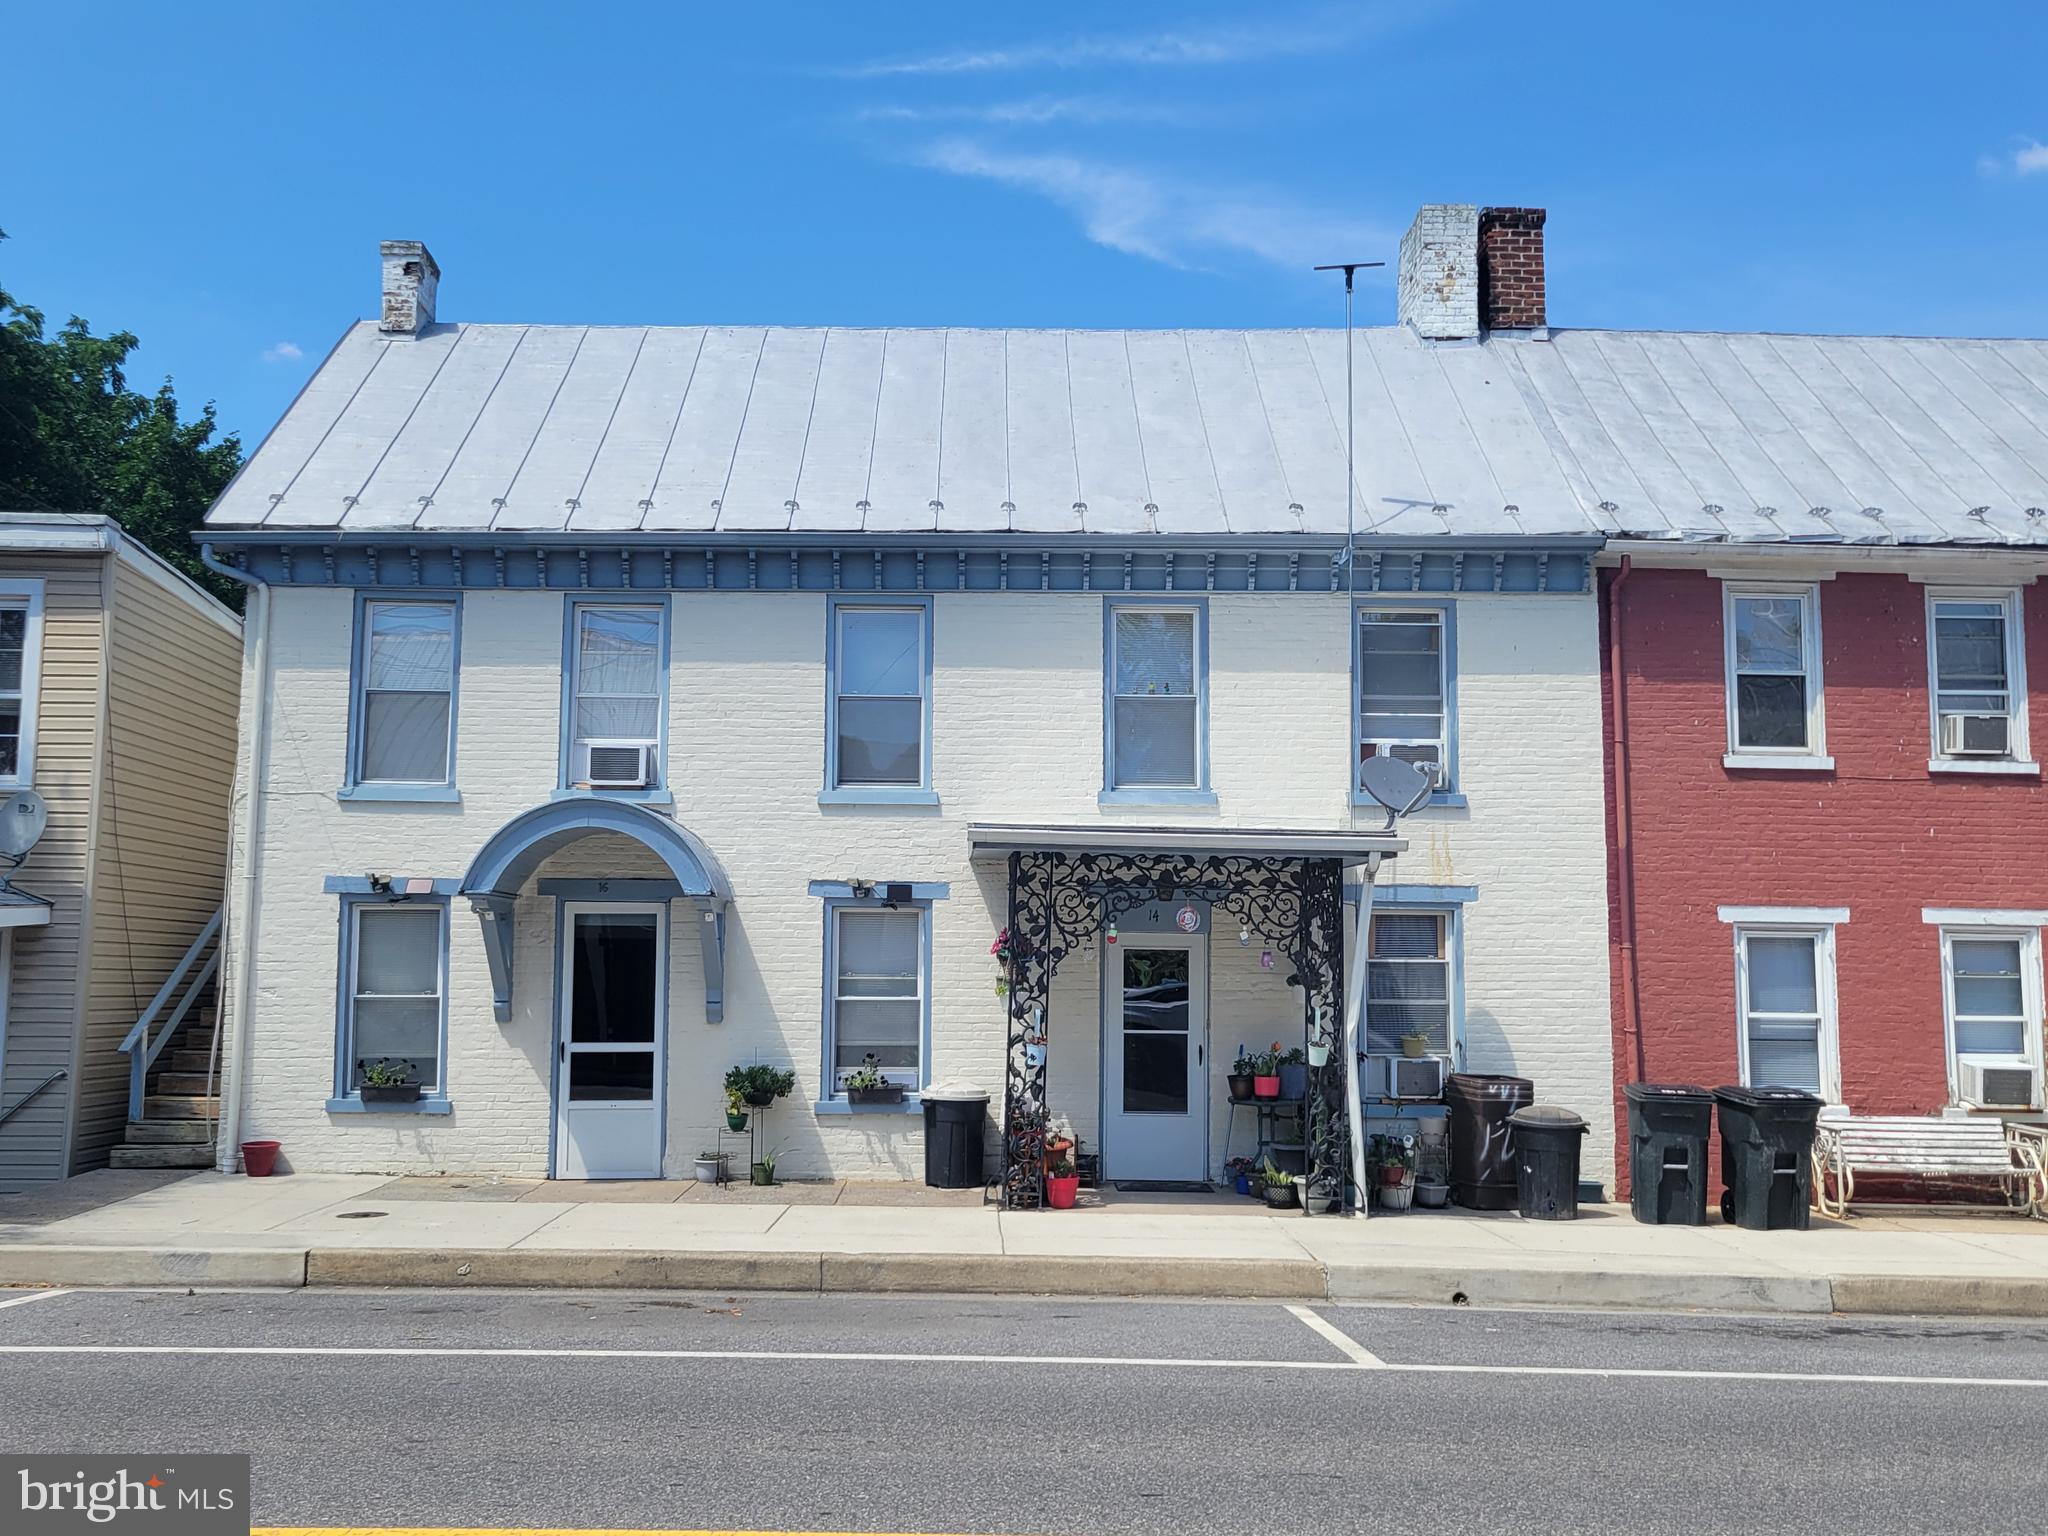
[1477,207,1546,330]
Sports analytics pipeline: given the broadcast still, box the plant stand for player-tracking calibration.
[715,1101,770,1187]
[1221,1094,1307,1184]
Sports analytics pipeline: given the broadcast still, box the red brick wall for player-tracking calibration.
[1478,207,1547,330]
[1602,566,2048,1190]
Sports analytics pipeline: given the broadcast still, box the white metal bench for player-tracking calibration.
[1812,1115,2046,1219]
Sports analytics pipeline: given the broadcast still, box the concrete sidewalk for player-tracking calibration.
[2,1170,2044,1315]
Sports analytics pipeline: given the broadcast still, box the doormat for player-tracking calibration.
[1112,1180,1214,1194]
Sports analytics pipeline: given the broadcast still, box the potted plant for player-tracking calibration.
[1277,1046,1309,1101]
[1379,1137,1417,1211]
[750,1148,780,1187]
[358,1058,421,1105]
[1261,1161,1298,1208]
[1043,1114,1076,1172]
[1227,1046,1255,1102]
[694,1150,727,1184]
[840,1054,906,1105]
[990,927,1014,997]
[1224,1155,1260,1197]
[1045,1155,1080,1209]
[725,1063,797,1110]
[724,1086,749,1133]
[1400,1032,1431,1059]
[1251,1044,1282,1100]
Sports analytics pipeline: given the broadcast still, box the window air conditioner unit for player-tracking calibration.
[1940,712,2010,757]
[1386,1055,1448,1101]
[1959,1060,2037,1111]
[1363,745,1443,783]
[578,739,655,789]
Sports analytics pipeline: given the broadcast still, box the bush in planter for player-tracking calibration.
[1045,1155,1080,1209]
[1260,1160,1298,1207]
[1249,1044,1283,1099]
[725,1063,797,1109]
[357,1058,420,1104]
[839,1054,906,1105]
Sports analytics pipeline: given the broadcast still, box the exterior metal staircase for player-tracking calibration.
[110,911,223,1171]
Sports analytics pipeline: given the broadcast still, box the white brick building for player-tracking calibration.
[202,215,1620,1198]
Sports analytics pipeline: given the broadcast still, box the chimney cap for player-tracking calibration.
[380,239,441,278]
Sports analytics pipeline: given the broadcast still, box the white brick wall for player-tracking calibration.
[226,586,1614,1186]
[1397,204,1481,341]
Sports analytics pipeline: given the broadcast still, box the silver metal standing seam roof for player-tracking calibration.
[206,322,2048,546]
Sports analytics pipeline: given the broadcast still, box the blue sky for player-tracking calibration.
[5,2,2046,450]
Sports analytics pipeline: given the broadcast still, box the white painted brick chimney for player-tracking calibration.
[379,240,440,335]
[1396,205,1479,340]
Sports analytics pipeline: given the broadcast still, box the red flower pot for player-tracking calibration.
[240,1140,281,1178]
[1046,1174,1080,1210]
[1252,1074,1281,1099]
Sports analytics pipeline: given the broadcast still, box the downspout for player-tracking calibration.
[1343,851,1381,1217]
[199,544,271,1173]
[1607,556,1645,1081]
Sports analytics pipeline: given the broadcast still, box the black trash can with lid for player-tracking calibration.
[921,1081,989,1189]
[1446,1073,1534,1211]
[1713,1085,1822,1230]
[1508,1105,1588,1220]
[1623,1083,1714,1226]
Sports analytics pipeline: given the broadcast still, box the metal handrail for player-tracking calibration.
[0,1069,66,1128]
[119,909,224,1121]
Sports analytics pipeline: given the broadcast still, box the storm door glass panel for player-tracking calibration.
[359,601,454,783]
[833,908,922,1081]
[1365,912,1449,1054]
[349,905,442,1090]
[573,606,662,746]
[835,607,924,786]
[1112,610,1198,787]
[1742,933,1822,1092]
[1950,936,2027,1057]
[568,914,658,1100]
[1120,947,1191,1114]
[1732,595,1810,750]
[0,606,24,779]
[1358,610,1446,784]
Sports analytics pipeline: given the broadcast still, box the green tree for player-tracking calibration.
[0,230,244,608]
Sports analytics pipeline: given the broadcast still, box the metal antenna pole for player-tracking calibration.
[1313,262,1383,587]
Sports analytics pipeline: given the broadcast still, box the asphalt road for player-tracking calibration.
[2,1287,2046,1534]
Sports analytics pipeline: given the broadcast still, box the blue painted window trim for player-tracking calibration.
[340,591,462,803]
[328,891,453,1115]
[322,875,461,896]
[815,886,944,1112]
[559,594,674,799]
[822,595,937,806]
[1102,596,1211,804]
[1351,596,1463,810]
[1346,883,1472,1072]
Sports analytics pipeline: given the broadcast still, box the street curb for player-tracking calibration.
[302,1248,823,1292]
[1324,1262,1835,1314]
[820,1252,1327,1298]
[0,1245,309,1289]
[1828,1273,2048,1317]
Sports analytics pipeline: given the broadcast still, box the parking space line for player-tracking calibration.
[0,1288,69,1312]
[1284,1303,1386,1367]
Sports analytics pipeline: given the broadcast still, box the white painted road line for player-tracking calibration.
[3,1341,2048,1390]
[1285,1303,1386,1367]
[0,1289,69,1312]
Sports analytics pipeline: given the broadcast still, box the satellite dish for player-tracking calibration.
[1358,756,1435,825]
[0,789,49,861]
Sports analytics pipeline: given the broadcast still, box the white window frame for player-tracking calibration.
[1924,587,2034,773]
[1722,582,1830,769]
[337,898,448,1100]
[1363,906,1462,1067]
[825,600,932,795]
[1104,602,1207,796]
[349,597,458,791]
[1720,907,1844,1103]
[1355,604,1452,794]
[822,899,929,1097]
[564,600,668,792]
[1935,924,2043,1110]
[0,579,46,790]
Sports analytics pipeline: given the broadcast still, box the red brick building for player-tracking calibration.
[1605,551,2048,1188]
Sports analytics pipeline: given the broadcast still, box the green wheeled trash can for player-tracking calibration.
[1713,1085,1823,1229]
[921,1081,990,1189]
[1623,1083,1714,1225]
[1507,1106,1589,1220]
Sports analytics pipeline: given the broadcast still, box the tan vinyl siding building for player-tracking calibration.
[0,515,241,1191]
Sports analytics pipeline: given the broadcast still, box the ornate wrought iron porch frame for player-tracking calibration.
[1001,850,1346,1209]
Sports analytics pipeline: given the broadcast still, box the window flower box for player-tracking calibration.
[846,1083,906,1106]
[360,1083,422,1105]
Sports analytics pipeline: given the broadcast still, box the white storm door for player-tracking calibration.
[555,903,666,1179]
[1102,933,1208,1182]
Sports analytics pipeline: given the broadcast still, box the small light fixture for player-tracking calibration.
[367,873,392,895]
[849,878,874,899]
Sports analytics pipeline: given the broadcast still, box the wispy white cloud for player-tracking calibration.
[1980,137,2048,177]
[912,139,1383,273]
[857,96,1188,127]
[835,9,1377,78]
[261,341,303,363]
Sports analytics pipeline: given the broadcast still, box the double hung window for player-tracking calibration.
[1357,607,1449,790]
[1107,606,1203,792]
[1724,584,1825,760]
[353,600,456,788]
[1927,592,2029,765]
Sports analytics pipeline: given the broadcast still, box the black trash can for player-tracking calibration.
[1713,1085,1823,1230]
[1508,1106,1588,1220]
[921,1082,989,1189]
[1446,1073,1534,1210]
[1623,1082,1714,1226]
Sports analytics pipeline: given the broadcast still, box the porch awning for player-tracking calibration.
[967,823,1405,867]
